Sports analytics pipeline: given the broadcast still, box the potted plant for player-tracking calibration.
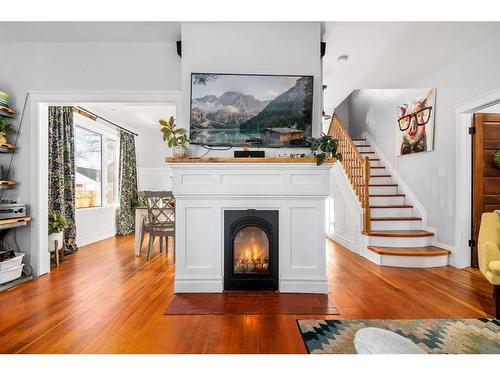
[494,150,500,169]
[307,133,343,165]
[48,210,68,252]
[159,116,189,158]
[0,116,15,144]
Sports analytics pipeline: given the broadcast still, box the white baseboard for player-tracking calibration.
[279,277,329,294]
[77,230,115,247]
[174,277,223,293]
[330,232,356,253]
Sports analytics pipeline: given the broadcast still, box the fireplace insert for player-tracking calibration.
[224,209,279,291]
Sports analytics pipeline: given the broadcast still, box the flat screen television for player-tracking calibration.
[189,73,313,147]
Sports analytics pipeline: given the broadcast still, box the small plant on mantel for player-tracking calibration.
[307,133,342,166]
[159,116,189,158]
[0,116,15,144]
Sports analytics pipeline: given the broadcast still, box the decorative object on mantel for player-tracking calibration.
[493,150,500,169]
[159,116,189,158]
[307,133,342,165]
[48,210,68,267]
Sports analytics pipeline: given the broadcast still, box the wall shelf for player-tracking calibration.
[0,180,16,189]
[0,105,15,118]
[0,143,16,153]
[0,217,31,230]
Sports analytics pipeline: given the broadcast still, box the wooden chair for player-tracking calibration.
[143,191,175,261]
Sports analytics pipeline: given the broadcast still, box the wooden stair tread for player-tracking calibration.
[368,230,435,238]
[367,184,398,187]
[369,194,405,197]
[370,174,391,177]
[370,204,413,208]
[352,138,366,141]
[367,245,450,257]
[356,144,371,147]
[370,166,385,169]
[368,158,380,161]
[360,151,375,154]
[370,216,421,221]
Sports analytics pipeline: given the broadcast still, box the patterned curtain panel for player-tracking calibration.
[117,130,138,235]
[48,106,78,254]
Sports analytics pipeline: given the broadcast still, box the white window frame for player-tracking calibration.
[74,113,120,210]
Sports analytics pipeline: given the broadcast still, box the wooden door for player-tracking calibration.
[471,113,500,267]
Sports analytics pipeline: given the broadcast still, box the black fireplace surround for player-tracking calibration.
[224,209,279,291]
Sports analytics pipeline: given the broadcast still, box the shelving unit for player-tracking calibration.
[0,99,32,291]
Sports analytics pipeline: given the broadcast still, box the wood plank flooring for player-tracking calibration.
[0,235,495,353]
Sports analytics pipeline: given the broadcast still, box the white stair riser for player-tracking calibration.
[369,235,433,247]
[371,207,413,217]
[353,140,367,146]
[370,176,392,184]
[370,220,422,231]
[370,168,387,176]
[369,186,398,195]
[369,160,382,167]
[379,254,449,268]
[369,196,405,205]
[356,147,372,153]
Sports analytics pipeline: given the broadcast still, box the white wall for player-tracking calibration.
[0,42,181,266]
[180,22,322,157]
[339,30,500,252]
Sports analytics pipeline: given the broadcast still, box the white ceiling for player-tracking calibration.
[83,103,177,133]
[0,22,181,42]
[322,22,500,112]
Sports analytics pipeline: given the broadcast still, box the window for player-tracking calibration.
[75,126,102,208]
[75,124,118,209]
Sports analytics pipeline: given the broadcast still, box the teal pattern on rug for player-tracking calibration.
[297,318,500,354]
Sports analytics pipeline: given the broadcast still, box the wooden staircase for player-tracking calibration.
[329,117,450,268]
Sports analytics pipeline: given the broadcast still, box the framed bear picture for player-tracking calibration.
[396,89,436,156]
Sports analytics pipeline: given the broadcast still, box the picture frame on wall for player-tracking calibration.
[396,88,436,156]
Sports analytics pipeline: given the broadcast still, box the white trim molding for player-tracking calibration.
[454,87,500,269]
[30,90,182,277]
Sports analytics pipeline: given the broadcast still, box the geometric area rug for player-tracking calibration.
[297,318,500,354]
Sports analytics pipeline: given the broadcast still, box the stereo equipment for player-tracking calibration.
[0,203,27,220]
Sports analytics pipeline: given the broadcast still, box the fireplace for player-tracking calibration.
[224,210,279,291]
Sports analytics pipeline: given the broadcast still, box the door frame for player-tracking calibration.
[455,87,500,268]
[29,90,182,277]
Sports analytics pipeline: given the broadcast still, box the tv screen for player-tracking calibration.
[190,73,313,147]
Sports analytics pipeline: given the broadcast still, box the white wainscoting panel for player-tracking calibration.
[170,162,334,293]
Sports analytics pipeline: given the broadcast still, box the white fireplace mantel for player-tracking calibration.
[169,160,334,294]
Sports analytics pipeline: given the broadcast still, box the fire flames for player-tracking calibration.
[234,239,269,274]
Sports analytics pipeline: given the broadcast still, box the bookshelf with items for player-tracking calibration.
[0,91,32,291]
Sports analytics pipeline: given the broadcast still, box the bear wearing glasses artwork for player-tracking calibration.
[397,89,436,156]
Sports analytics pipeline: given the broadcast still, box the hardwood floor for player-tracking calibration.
[0,235,495,354]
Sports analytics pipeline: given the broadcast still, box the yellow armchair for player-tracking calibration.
[478,212,500,318]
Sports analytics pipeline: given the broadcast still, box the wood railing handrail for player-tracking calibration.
[328,114,371,234]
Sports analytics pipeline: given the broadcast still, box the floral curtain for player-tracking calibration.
[48,106,78,254]
[117,130,138,235]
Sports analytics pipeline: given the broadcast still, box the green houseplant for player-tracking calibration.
[494,150,500,169]
[159,116,189,158]
[0,116,15,144]
[48,210,68,252]
[308,133,342,166]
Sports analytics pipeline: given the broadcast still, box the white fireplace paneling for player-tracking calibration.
[170,162,334,294]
